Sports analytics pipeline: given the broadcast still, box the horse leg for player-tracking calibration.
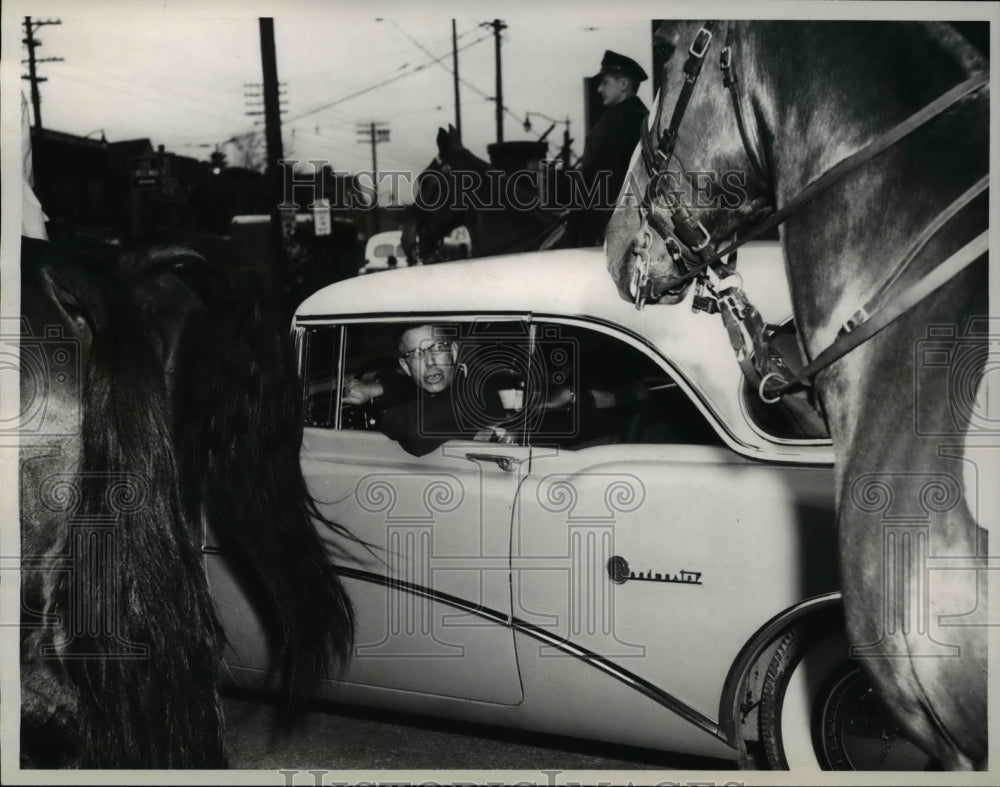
[831,299,988,769]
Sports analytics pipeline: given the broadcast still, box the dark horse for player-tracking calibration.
[19,236,355,767]
[605,21,988,769]
[405,126,564,262]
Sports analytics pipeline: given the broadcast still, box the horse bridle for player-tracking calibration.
[632,21,989,402]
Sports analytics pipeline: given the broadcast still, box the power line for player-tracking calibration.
[46,70,252,129]
[49,63,248,124]
[285,31,491,123]
[388,19,529,138]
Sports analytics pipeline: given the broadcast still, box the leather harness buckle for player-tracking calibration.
[720,45,732,71]
[690,27,713,58]
[840,307,870,336]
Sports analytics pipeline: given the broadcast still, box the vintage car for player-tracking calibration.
[360,229,408,274]
[205,245,929,771]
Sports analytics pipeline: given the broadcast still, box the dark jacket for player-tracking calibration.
[374,369,506,457]
[568,94,648,246]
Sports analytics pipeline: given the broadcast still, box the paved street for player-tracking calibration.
[223,692,740,773]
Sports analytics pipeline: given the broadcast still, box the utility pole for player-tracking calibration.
[243,80,285,169]
[562,118,573,169]
[259,17,288,279]
[485,19,507,143]
[356,122,390,233]
[451,20,462,139]
[244,81,286,128]
[21,17,63,130]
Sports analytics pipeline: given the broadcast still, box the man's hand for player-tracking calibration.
[473,426,516,444]
[342,378,382,405]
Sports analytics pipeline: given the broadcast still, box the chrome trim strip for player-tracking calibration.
[336,565,731,745]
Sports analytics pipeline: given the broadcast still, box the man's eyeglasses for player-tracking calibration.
[400,340,452,363]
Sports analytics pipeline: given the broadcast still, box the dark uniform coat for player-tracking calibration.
[569,94,649,246]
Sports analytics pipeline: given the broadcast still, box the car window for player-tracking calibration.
[525,322,723,449]
[374,244,395,256]
[301,325,341,428]
[739,321,831,441]
[303,319,532,445]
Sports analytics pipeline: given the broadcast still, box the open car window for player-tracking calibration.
[302,319,533,446]
[525,321,723,449]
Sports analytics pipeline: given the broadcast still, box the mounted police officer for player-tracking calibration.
[565,50,649,247]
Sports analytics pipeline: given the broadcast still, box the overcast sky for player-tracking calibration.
[3,0,992,203]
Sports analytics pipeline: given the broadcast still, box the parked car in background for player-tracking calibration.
[442,225,471,260]
[205,245,930,771]
[360,229,408,274]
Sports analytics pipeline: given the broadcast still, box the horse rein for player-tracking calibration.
[632,21,989,402]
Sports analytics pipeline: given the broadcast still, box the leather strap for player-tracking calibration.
[648,72,989,299]
[720,23,767,181]
[657,22,717,163]
[762,230,988,398]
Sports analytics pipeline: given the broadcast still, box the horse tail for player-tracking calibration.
[54,249,225,767]
[167,253,355,708]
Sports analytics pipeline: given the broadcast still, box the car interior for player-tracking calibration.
[301,319,727,449]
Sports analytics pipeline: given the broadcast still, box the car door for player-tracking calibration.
[509,318,837,734]
[297,317,532,705]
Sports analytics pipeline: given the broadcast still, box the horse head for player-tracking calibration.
[408,125,471,261]
[116,245,213,398]
[19,238,225,767]
[606,21,774,308]
[20,239,357,767]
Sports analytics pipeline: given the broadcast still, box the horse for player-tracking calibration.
[19,236,355,767]
[407,126,564,262]
[604,21,989,770]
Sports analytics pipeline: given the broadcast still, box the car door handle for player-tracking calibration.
[464,453,522,472]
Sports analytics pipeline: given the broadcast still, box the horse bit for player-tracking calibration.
[630,21,989,404]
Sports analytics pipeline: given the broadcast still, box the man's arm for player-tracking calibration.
[341,368,411,407]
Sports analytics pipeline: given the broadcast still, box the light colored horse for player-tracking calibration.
[605,21,989,769]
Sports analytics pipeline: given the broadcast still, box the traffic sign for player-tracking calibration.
[313,199,332,236]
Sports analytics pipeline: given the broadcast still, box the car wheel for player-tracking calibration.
[758,625,935,770]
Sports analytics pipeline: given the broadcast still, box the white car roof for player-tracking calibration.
[296,245,831,461]
[299,244,791,317]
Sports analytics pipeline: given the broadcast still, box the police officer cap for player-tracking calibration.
[596,50,648,84]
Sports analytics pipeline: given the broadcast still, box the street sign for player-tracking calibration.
[130,156,160,189]
[313,199,331,236]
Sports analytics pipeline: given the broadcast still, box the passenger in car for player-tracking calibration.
[341,324,509,456]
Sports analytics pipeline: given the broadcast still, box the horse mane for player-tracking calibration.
[144,247,356,707]
[37,243,226,767]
